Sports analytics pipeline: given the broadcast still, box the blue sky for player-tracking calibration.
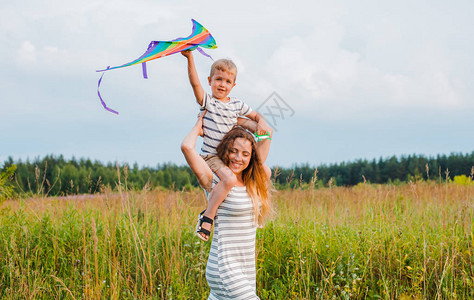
[1,0,473,168]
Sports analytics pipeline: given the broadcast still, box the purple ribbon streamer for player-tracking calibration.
[196,47,214,61]
[97,66,119,115]
[142,62,148,79]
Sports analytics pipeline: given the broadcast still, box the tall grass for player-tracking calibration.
[0,180,472,299]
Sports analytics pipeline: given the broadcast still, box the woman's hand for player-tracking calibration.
[195,110,206,137]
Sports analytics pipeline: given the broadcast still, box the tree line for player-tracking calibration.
[1,155,198,197]
[275,151,473,188]
[1,151,473,196]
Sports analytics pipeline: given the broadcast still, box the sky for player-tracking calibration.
[1,0,473,168]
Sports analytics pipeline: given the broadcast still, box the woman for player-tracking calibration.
[181,111,273,300]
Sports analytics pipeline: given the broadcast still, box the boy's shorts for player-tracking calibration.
[200,154,225,174]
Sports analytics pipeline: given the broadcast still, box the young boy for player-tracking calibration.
[181,50,272,241]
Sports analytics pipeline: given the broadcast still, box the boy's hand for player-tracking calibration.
[181,50,193,58]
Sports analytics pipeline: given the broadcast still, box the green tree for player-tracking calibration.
[0,164,17,201]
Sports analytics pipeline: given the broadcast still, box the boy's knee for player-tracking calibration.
[217,167,237,188]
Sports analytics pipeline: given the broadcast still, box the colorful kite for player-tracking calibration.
[97,19,217,114]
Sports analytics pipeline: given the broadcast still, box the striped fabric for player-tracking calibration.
[206,175,259,300]
[200,93,252,155]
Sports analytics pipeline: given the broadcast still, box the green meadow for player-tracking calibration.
[0,180,473,299]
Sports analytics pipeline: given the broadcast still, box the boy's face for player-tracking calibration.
[208,69,236,101]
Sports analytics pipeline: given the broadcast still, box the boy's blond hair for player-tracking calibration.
[210,59,237,82]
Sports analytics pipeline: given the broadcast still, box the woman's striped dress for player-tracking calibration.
[206,176,259,300]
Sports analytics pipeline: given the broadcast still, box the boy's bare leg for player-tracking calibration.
[199,167,236,240]
[237,117,257,132]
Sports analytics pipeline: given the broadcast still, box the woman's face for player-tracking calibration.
[227,137,252,174]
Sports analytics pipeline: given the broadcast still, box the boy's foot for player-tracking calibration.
[195,210,213,241]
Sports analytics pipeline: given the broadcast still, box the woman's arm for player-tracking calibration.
[237,117,273,164]
[246,111,272,136]
[256,126,273,164]
[181,112,213,191]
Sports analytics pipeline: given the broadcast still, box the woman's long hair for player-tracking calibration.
[216,126,272,226]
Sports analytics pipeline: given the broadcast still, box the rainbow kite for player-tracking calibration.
[97,19,217,114]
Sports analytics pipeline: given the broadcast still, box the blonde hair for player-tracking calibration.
[216,127,272,226]
[210,59,237,82]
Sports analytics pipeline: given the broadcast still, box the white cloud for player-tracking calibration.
[257,5,471,121]
[18,41,37,63]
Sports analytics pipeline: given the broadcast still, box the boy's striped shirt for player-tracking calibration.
[200,93,252,155]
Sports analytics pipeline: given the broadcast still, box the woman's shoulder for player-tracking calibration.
[263,165,272,180]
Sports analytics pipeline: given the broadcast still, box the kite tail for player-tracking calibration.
[196,47,214,61]
[142,63,148,79]
[97,67,119,115]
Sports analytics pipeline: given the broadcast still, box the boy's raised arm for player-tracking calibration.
[182,50,205,106]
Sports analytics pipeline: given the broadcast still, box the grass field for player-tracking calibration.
[0,180,473,299]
